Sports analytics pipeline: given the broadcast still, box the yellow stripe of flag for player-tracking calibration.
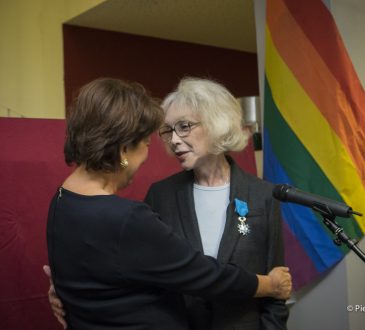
[266,26,365,230]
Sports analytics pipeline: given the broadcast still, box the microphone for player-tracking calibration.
[272,184,362,218]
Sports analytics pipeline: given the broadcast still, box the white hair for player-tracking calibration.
[161,77,249,154]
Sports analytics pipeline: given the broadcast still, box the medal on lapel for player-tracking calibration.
[234,198,250,236]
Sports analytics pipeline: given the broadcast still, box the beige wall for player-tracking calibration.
[0,0,104,119]
[333,0,365,88]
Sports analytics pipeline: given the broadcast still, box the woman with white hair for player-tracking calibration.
[145,77,289,329]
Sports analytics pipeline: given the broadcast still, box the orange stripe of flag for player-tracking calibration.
[267,0,365,184]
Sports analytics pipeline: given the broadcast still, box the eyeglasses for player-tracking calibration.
[159,121,201,142]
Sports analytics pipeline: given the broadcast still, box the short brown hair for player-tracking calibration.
[64,78,163,172]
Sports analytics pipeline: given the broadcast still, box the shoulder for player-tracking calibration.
[117,199,170,239]
[101,195,154,219]
[229,157,274,195]
[246,172,274,196]
[106,196,166,233]
[113,195,153,212]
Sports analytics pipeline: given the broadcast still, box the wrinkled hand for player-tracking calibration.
[267,266,292,300]
[43,265,67,329]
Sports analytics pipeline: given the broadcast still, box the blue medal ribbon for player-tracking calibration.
[234,198,248,217]
[234,199,250,236]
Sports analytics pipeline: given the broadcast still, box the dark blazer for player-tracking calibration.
[47,187,258,330]
[145,156,289,330]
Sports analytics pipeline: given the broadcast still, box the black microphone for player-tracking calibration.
[272,184,362,218]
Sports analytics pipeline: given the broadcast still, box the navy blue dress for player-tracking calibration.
[47,188,258,330]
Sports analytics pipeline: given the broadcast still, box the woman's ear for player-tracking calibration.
[119,146,129,169]
[119,145,128,160]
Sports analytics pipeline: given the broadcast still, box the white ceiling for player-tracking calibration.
[66,0,257,53]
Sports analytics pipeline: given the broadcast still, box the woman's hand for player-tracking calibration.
[267,266,292,300]
[43,265,68,329]
[255,266,292,300]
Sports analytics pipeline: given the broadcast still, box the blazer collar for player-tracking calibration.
[175,158,252,261]
[176,171,204,253]
[217,156,251,263]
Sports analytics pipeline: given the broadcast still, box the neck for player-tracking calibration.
[63,165,125,195]
[193,154,230,187]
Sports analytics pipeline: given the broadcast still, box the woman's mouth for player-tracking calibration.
[175,151,188,161]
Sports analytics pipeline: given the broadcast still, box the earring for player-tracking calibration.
[120,158,129,169]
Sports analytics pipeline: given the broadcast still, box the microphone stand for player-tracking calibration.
[313,206,365,263]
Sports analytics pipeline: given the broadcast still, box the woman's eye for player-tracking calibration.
[178,122,190,131]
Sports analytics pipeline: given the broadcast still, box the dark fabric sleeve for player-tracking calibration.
[259,198,289,329]
[117,202,258,301]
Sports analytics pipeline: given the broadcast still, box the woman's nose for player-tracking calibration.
[170,130,182,144]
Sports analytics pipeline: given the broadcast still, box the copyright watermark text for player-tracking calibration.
[347,305,365,312]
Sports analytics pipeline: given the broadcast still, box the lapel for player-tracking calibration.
[176,172,204,253]
[217,157,250,263]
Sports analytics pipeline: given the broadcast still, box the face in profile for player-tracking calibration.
[163,105,212,171]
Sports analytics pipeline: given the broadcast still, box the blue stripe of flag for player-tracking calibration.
[264,128,344,272]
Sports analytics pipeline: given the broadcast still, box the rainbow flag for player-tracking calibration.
[264,0,365,289]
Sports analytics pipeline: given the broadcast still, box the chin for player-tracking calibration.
[180,161,193,171]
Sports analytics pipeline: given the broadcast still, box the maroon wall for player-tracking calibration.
[63,24,258,108]
[0,23,260,330]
